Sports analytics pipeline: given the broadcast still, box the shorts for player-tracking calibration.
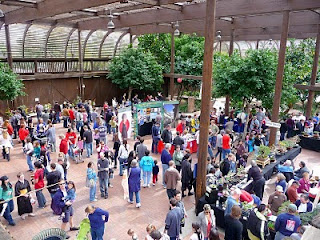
[62,206,73,223]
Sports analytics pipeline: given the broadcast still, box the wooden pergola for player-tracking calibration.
[1,0,320,200]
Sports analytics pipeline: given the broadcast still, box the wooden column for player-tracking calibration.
[219,40,222,53]
[256,40,260,50]
[196,0,216,202]
[78,29,84,99]
[269,11,290,146]
[305,25,320,119]
[169,33,175,100]
[225,29,234,116]
[4,24,13,69]
[130,33,133,45]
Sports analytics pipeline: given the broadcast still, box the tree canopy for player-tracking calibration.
[0,63,25,101]
[108,46,163,98]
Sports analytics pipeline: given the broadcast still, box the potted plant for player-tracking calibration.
[313,131,320,139]
[257,145,271,161]
[302,131,309,137]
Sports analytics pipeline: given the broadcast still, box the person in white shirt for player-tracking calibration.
[190,222,203,240]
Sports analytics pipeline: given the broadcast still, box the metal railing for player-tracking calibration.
[0,58,110,74]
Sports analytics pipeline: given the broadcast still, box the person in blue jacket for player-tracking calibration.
[85,205,109,240]
[275,204,301,240]
[139,150,155,187]
[295,194,313,213]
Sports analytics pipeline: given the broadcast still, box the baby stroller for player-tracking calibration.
[72,146,83,164]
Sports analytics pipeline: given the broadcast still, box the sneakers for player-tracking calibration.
[188,192,194,196]
[136,203,141,208]
[152,183,155,186]
[127,199,133,204]
[9,222,15,226]
[21,215,26,220]
[28,213,35,217]
[90,199,98,202]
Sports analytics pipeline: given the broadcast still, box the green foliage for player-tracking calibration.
[300,207,320,226]
[213,50,277,105]
[108,47,163,94]
[0,63,25,101]
[258,145,271,159]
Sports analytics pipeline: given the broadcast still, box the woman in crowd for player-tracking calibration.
[113,134,121,169]
[198,204,215,240]
[118,140,129,176]
[14,172,35,220]
[145,224,156,240]
[297,172,310,194]
[33,161,46,209]
[275,173,287,193]
[3,120,14,140]
[0,176,15,226]
[247,204,270,240]
[172,145,184,172]
[0,130,13,161]
[140,150,155,188]
[24,137,34,172]
[190,222,203,240]
[87,162,97,202]
[128,160,141,208]
[18,123,29,148]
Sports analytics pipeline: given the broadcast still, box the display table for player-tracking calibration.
[157,140,175,155]
[138,122,153,137]
[299,136,320,152]
[186,139,198,153]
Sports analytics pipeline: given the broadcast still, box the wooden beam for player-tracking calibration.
[78,0,320,30]
[169,32,175,99]
[4,24,12,68]
[196,0,216,202]
[295,84,320,92]
[0,0,37,8]
[78,29,83,98]
[306,24,320,118]
[269,11,290,146]
[4,0,119,24]
[134,0,182,11]
[113,31,129,57]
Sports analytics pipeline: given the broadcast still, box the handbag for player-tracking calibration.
[86,177,95,188]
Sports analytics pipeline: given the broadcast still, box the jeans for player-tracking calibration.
[280,132,285,141]
[222,148,231,161]
[55,112,60,123]
[85,142,93,158]
[68,144,75,159]
[76,121,83,132]
[254,145,260,156]
[27,155,34,171]
[275,231,286,240]
[253,177,265,200]
[106,124,111,134]
[36,190,46,208]
[162,164,169,186]
[166,189,176,199]
[91,225,105,240]
[209,135,217,148]
[90,184,96,201]
[152,138,159,153]
[119,157,127,176]
[111,127,116,134]
[129,191,140,204]
[3,200,14,225]
[63,117,69,128]
[48,140,56,152]
[143,171,152,186]
[215,147,222,162]
[99,178,109,197]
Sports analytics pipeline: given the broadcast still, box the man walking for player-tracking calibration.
[151,122,161,154]
[83,126,93,158]
[164,198,183,240]
[97,152,109,199]
[85,205,109,240]
[161,143,173,188]
[164,161,181,200]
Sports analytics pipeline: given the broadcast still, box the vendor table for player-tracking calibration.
[186,139,198,153]
[299,136,320,152]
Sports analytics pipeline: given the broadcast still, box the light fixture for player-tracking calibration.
[174,21,180,36]
[107,10,115,29]
[216,30,222,40]
[0,9,4,18]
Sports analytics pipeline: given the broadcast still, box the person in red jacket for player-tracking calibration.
[18,123,29,147]
[59,134,68,155]
[66,128,76,159]
[68,107,75,130]
[3,120,14,138]
[176,119,186,135]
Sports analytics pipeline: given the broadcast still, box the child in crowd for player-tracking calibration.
[93,129,100,146]
[152,160,159,186]
[33,141,41,159]
[238,154,248,168]
[59,181,76,219]
[127,229,138,240]
[76,136,83,156]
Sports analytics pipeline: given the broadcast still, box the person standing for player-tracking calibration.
[222,130,231,161]
[59,134,68,159]
[164,198,183,240]
[87,162,97,202]
[287,181,300,203]
[136,137,148,161]
[198,204,215,240]
[224,205,243,240]
[268,185,287,215]
[97,152,109,199]
[68,107,75,130]
[247,160,266,200]
[66,128,76,160]
[113,134,121,169]
[24,137,34,172]
[33,161,46,209]
[181,154,193,197]
[53,101,61,123]
[118,140,129,176]
[98,122,107,145]
[36,102,44,121]
[18,123,29,147]
[214,130,224,163]
[45,123,56,152]
[173,132,184,149]
[162,125,173,144]
[83,126,93,158]
[14,172,35,220]
[139,150,155,187]
[128,160,141,208]
[173,145,184,173]
[247,204,270,240]
[164,161,181,200]
[225,188,241,216]
[161,143,173,188]
[274,204,301,240]
[47,163,62,198]
[0,176,15,226]
[151,122,161,154]
[85,205,109,240]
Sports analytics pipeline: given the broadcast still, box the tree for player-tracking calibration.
[0,63,25,101]
[108,46,163,99]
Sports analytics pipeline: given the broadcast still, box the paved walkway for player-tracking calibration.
[0,121,319,239]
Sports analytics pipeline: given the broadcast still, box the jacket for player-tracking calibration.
[295,200,313,213]
[128,166,141,192]
[198,209,215,237]
[164,167,181,189]
[161,129,172,143]
[247,208,269,240]
[139,156,155,172]
[18,127,29,141]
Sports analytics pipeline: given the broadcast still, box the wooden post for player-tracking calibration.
[78,29,84,99]
[256,40,260,50]
[130,33,133,45]
[169,33,175,100]
[225,29,234,116]
[4,24,13,69]
[305,25,320,119]
[269,11,290,146]
[219,40,222,53]
[196,0,216,202]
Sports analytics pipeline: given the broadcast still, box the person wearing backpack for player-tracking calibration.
[140,150,155,187]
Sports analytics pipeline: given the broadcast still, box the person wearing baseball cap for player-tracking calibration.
[275,204,301,239]
[268,185,287,215]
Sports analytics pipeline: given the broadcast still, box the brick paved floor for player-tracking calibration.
[0,122,319,240]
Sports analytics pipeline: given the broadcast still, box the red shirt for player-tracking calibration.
[18,127,29,141]
[240,190,253,203]
[287,185,298,203]
[222,134,231,149]
[176,123,184,134]
[6,124,13,135]
[34,168,44,189]
[69,109,75,120]
[66,132,76,145]
[59,138,68,154]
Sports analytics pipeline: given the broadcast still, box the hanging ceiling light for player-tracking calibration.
[0,9,4,18]
[107,10,115,29]
[174,21,180,36]
[216,30,222,40]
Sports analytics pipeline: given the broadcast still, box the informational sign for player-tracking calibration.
[265,121,281,129]
[35,97,39,102]
[118,107,132,141]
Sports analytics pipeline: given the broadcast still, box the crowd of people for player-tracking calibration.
[0,97,319,240]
